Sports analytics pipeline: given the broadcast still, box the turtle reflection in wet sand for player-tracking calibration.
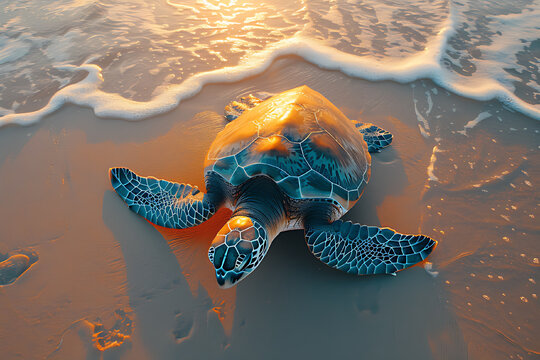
[110,86,437,288]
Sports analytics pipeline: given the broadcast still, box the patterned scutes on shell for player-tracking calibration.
[204,86,370,210]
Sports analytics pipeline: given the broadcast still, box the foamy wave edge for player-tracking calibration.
[1,19,539,127]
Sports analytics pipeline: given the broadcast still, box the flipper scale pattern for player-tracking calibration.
[110,167,215,229]
[355,122,393,153]
[305,220,436,275]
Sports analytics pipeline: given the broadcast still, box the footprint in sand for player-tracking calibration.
[87,309,133,351]
[0,248,39,286]
[47,309,134,358]
[172,312,194,344]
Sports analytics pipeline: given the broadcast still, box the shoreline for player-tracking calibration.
[1,37,539,129]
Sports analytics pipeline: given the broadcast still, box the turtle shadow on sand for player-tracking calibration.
[102,190,229,359]
[101,148,465,359]
[103,186,468,360]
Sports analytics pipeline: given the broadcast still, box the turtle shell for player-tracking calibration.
[204,86,370,209]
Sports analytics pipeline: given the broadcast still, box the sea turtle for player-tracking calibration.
[109,86,436,288]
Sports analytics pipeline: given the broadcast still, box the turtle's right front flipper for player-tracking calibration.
[305,220,436,275]
[109,167,215,229]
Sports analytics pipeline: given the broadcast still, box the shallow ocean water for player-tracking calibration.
[0,0,538,123]
[0,1,538,360]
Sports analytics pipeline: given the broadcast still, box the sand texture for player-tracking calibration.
[0,59,538,360]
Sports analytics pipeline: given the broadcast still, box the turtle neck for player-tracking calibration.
[232,176,288,239]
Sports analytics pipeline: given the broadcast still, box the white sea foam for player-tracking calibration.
[457,111,493,135]
[0,3,539,127]
[427,145,443,182]
[424,262,439,277]
[0,37,31,65]
[413,98,431,139]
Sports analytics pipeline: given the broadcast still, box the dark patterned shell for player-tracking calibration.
[204,86,371,210]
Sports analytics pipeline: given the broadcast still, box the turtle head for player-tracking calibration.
[208,216,269,288]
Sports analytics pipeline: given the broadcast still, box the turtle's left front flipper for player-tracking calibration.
[109,167,215,229]
[305,220,436,275]
[353,122,393,153]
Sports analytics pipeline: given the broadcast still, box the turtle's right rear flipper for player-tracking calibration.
[109,167,215,229]
[354,122,393,153]
[305,220,436,275]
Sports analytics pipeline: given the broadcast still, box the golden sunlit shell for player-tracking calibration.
[205,85,370,209]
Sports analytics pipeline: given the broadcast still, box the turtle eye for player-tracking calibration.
[208,247,215,263]
[235,254,247,270]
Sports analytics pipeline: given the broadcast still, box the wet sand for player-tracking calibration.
[0,57,537,359]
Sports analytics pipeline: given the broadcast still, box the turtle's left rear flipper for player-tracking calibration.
[354,122,393,153]
[224,94,266,121]
[305,220,436,275]
[109,167,215,229]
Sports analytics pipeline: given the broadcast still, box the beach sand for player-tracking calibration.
[0,57,537,359]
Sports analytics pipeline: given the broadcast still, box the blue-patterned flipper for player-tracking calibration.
[109,167,215,229]
[354,122,393,153]
[305,220,436,275]
[224,94,265,121]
